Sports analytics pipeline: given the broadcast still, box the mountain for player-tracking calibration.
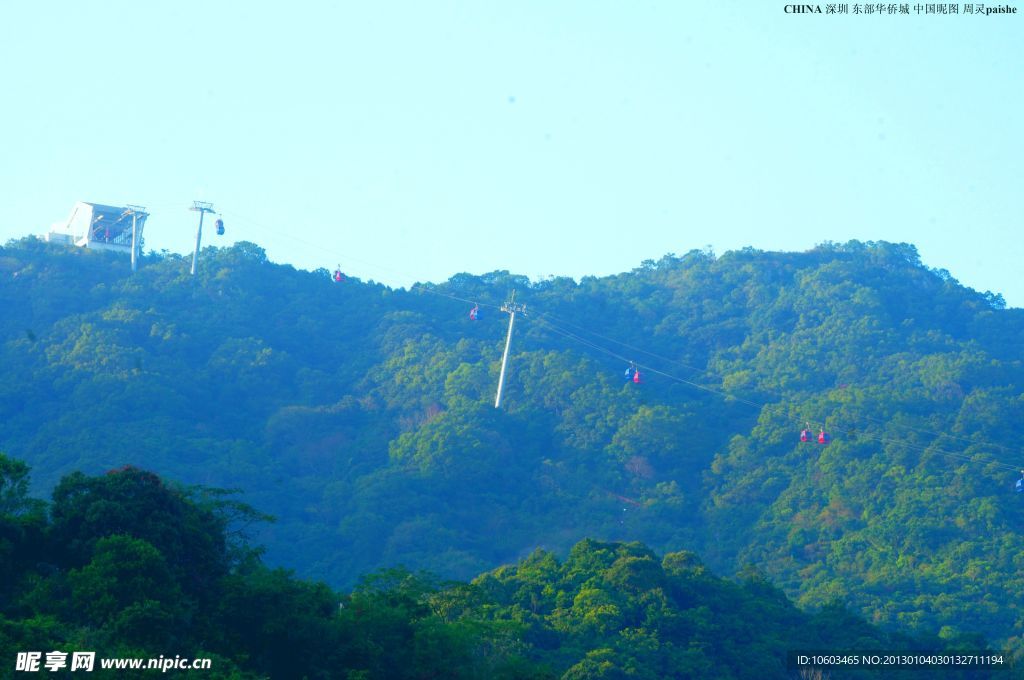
[2,235,1022,646]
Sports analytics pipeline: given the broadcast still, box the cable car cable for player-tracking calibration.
[199,208,1024,474]
[531,315,1023,473]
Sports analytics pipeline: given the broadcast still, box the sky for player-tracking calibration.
[1,2,1021,304]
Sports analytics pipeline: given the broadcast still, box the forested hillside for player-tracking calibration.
[2,236,1023,647]
[0,459,995,679]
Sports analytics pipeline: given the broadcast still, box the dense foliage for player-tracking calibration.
[2,236,1023,650]
[0,459,993,679]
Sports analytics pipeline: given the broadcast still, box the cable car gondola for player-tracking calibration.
[625,361,640,383]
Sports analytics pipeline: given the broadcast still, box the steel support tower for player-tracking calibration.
[495,290,527,409]
[190,201,215,276]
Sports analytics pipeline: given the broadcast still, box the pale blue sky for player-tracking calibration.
[2,2,1020,304]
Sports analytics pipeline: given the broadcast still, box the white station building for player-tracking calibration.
[45,201,147,254]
